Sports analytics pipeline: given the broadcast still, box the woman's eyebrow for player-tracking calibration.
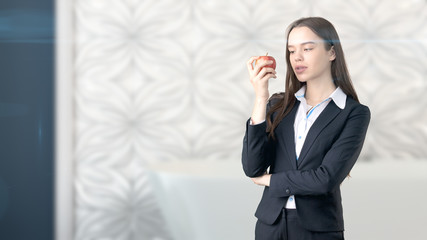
[288,41,317,48]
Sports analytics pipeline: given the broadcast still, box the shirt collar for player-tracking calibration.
[330,87,347,109]
[295,86,306,99]
[294,85,347,109]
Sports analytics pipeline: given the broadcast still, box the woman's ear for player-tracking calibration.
[329,46,336,61]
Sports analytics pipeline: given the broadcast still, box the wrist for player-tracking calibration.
[255,97,268,103]
[251,98,268,125]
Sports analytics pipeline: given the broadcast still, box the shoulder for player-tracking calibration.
[266,92,285,110]
[269,92,285,104]
[344,97,371,120]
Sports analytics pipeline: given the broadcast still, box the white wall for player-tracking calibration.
[56,0,427,239]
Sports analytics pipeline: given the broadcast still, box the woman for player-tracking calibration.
[242,17,370,240]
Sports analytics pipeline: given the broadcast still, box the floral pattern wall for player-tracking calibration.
[72,0,427,239]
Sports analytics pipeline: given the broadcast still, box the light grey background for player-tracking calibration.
[59,0,427,239]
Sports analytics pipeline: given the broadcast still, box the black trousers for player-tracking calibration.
[255,209,344,240]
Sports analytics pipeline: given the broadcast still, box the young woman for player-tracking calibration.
[242,17,370,240]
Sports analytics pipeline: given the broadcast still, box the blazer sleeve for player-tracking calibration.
[269,104,371,197]
[242,120,271,177]
[241,96,280,178]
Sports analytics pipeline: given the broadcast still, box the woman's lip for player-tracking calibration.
[294,66,307,74]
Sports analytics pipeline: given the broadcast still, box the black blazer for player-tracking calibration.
[242,95,370,232]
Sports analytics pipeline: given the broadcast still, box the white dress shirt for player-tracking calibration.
[285,85,347,209]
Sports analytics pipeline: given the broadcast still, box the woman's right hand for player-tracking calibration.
[246,56,277,101]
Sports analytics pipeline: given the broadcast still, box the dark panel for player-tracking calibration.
[0,0,54,239]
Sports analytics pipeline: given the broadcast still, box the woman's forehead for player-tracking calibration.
[287,26,323,46]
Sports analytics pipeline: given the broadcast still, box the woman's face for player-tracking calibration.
[287,26,335,83]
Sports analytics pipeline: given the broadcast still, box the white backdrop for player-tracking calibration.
[56,0,427,239]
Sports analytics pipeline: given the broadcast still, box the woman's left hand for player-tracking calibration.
[251,174,271,187]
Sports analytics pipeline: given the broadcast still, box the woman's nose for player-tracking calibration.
[294,51,303,62]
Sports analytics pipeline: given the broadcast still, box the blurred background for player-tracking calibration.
[1,0,427,239]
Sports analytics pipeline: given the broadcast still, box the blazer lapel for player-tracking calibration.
[297,101,341,167]
[277,101,299,170]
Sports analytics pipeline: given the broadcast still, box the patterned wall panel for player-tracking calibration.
[73,0,427,239]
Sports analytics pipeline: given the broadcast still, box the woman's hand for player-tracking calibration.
[251,173,271,187]
[247,56,277,124]
[246,56,277,101]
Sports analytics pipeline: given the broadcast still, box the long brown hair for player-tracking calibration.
[266,17,359,139]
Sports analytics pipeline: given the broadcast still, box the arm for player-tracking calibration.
[267,104,370,197]
[242,119,271,177]
[242,94,282,177]
[241,56,276,177]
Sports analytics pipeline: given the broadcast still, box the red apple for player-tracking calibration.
[255,53,276,70]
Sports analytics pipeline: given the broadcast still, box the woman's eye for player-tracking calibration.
[304,48,313,52]
[289,50,295,54]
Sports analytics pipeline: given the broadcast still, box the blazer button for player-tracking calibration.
[285,189,290,194]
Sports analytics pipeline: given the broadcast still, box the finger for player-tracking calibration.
[256,60,274,69]
[247,56,258,64]
[251,70,268,85]
[256,67,268,78]
[263,68,277,74]
[256,68,276,80]
[246,56,258,71]
[253,60,274,75]
[260,73,277,82]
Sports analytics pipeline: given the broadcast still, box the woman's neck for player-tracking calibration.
[305,78,336,106]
